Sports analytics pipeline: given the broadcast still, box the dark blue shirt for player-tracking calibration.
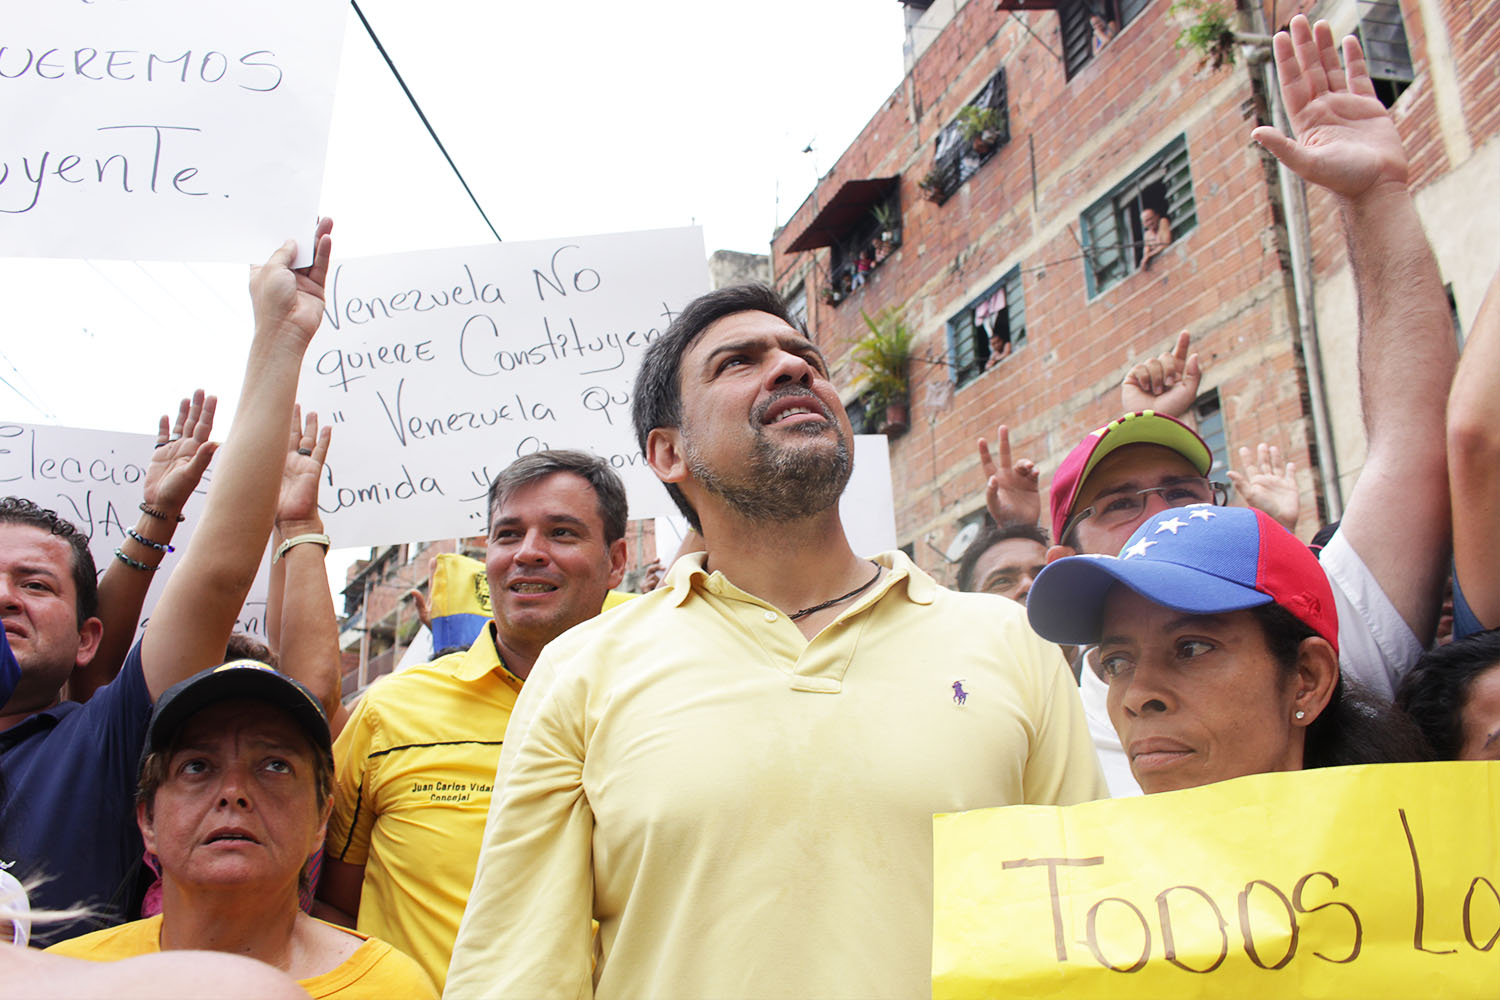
[0,641,151,945]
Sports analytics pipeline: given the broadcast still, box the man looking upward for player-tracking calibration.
[446,285,1103,999]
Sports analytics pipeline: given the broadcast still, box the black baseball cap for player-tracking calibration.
[142,660,333,770]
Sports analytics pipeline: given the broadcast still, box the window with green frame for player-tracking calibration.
[1080,135,1197,298]
[947,265,1026,387]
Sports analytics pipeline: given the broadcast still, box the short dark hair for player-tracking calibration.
[1140,179,1169,218]
[631,284,806,531]
[1395,628,1500,759]
[486,450,628,545]
[956,521,1049,593]
[1249,604,1432,768]
[0,497,99,624]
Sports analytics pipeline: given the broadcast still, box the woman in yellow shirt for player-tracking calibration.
[47,662,435,1000]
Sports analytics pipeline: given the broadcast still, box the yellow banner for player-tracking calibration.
[933,763,1500,998]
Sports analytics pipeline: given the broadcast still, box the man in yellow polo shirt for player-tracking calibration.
[446,286,1105,999]
[315,450,627,989]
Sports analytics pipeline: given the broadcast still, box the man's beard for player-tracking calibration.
[685,394,853,524]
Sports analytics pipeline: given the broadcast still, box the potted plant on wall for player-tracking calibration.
[919,170,943,203]
[852,305,914,437]
[957,105,1002,156]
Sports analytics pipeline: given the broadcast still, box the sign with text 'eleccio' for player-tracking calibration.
[296,228,713,547]
[2,0,345,264]
[933,762,1499,998]
[0,421,269,640]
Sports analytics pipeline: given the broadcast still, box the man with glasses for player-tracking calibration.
[1037,411,1230,794]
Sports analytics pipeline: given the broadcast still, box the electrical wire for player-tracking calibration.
[350,1,503,243]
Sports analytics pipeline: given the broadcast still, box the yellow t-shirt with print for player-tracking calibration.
[325,627,519,990]
[47,913,436,999]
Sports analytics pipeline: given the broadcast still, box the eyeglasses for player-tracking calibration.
[1061,478,1228,545]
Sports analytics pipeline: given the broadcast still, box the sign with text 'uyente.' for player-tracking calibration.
[934,762,1500,999]
[0,421,269,640]
[295,228,713,547]
[3,0,345,264]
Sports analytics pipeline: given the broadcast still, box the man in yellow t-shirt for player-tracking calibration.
[316,451,627,989]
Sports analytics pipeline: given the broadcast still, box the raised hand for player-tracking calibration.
[1120,330,1201,419]
[1226,443,1301,533]
[143,390,218,515]
[1250,15,1408,200]
[249,216,334,349]
[977,424,1041,527]
[276,405,332,538]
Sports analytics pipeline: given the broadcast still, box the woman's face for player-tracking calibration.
[1099,588,1306,793]
[139,699,327,895]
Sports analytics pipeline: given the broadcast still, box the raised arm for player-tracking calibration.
[1447,268,1500,632]
[1119,330,1200,421]
[73,392,217,701]
[1226,443,1301,535]
[1253,17,1455,644]
[977,424,1041,528]
[140,220,333,700]
[270,407,344,728]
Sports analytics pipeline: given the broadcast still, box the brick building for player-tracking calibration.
[770,0,1498,582]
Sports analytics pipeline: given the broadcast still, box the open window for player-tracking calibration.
[947,265,1026,387]
[1080,134,1197,297]
[1356,0,1415,107]
[785,178,901,307]
[1059,0,1151,78]
[920,69,1009,206]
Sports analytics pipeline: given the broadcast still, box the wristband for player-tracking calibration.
[126,527,174,553]
[114,548,156,572]
[139,502,185,523]
[274,532,331,564]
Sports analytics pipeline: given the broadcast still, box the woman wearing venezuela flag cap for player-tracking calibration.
[1026,505,1429,794]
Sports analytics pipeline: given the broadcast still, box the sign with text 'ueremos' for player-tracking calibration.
[296,228,711,547]
[2,0,345,264]
[933,762,1500,999]
[0,421,270,641]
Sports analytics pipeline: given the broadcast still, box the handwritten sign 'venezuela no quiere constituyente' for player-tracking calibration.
[933,762,1500,998]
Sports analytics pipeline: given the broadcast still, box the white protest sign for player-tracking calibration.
[0,421,270,641]
[298,228,711,547]
[1,0,345,264]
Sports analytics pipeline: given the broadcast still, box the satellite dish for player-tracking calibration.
[944,522,982,563]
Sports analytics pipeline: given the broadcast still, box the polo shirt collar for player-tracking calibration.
[664,548,938,610]
[453,622,524,689]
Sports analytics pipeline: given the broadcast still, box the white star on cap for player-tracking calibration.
[1188,508,1217,521]
[1154,516,1187,535]
[1123,538,1157,559]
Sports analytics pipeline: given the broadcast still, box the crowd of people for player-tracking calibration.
[2,18,1496,999]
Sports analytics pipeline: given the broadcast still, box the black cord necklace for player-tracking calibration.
[788,562,883,621]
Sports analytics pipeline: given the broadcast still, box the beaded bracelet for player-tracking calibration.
[126,527,174,553]
[139,502,185,523]
[114,548,156,572]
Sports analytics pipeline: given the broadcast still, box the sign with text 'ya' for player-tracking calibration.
[0,422,270,641]
[297,228,711,547]
[2,0,345,264]
[933,762,1500,999]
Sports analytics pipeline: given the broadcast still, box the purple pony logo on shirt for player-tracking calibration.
[952,680,968,705]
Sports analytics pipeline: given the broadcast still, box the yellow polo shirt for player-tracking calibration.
[47,914,436,999]
[446,551,1106,1000]
[326,628,519,990]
